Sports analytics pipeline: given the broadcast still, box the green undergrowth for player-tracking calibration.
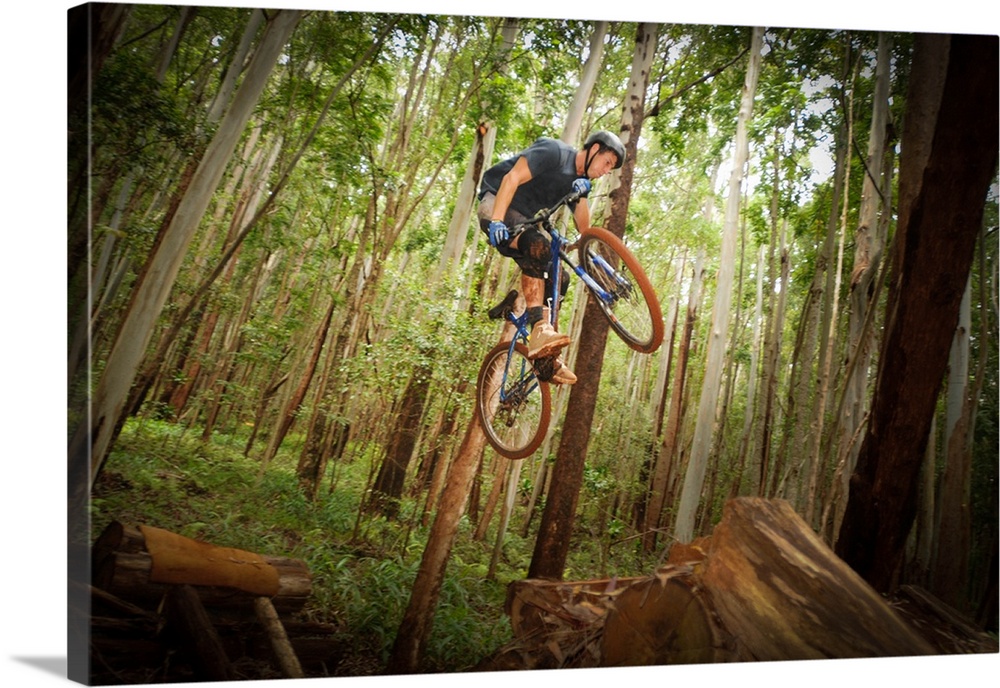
[90,417,514,674]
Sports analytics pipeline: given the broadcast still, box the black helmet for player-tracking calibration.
[584,130,625,169]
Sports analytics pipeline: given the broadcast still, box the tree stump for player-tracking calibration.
[601,566,734,666]
[701,497,937,660]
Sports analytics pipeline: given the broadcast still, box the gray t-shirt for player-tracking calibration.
[479,137,580,218]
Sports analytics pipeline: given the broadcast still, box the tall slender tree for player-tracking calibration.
[529,22,658,579]
[674,27,764,544]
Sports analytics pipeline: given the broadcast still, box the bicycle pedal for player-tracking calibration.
[488,289,519,320]
[532,356,557,382]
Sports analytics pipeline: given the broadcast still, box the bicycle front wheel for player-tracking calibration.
[476,341,551,460]
[577,227,664,353]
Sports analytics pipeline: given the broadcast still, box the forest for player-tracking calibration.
[66,2,998,684]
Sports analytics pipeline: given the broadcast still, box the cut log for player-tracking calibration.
[254,596,305,678]
[166,584,234,682]
[700,497,937,660]
[888,585,1000,654]
[478,497,962,671]
[92,521,311,615]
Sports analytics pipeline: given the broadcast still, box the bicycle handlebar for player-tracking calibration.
[509,189,586,233]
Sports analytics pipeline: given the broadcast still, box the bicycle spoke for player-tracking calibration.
[577,229,663,353]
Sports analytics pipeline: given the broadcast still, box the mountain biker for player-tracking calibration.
[478,130,625,385]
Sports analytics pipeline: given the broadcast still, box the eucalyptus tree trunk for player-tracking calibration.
[438,121,498,273]
[911,415,937,585]
[388,20,614,670]
[386,405,486,673]
[206,8,266,124]
[835,33,997,592]
[761,221,789,497]
[755,161,783,496]
[529,21,658,580]
[673,27,763,545]
[838,32,892,494]
[473,458,506,541]
[561,21,609,140]
[153,6,197,83]
[484,18,610,554]
[368,358,435,519]
[127,17,395,436]
[73,10,303,490]
[782,130,844,512]
[732,244,765,497]
[437,16,519,274]
[931,277,973,606]
[488,459,523,579]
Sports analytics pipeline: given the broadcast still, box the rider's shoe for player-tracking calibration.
[527,321,570,359]
[550,357,577,385]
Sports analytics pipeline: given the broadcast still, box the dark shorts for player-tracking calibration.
[478,193,550,279]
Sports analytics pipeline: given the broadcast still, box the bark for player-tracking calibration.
[835,34,998,592]
[295,316,348,500]
[759,222,789,496]
[561,21,608,141]
[674,27,763,543]
[787,131,843,512]
[481,498,954,672]
[473,458,507,541]
[92,522,312,615]
[116,19,395,449]
[703,499,936,659]
[166,585,234,682]
[438,120,497,272]
[419,390,467,526]
[528,22,658,580]
[807,51,857,527]
[172,134,283,416]
[488,459,523,579]
[253,597,305,679]
[436,17,519,293]
[153,6,197,84]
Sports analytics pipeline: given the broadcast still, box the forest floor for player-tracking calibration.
[85,417,998,682]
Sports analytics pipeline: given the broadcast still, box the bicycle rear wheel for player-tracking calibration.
[577,227,664,353]
[476,341,551,460]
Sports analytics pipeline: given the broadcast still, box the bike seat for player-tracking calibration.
[488,289,519,320]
